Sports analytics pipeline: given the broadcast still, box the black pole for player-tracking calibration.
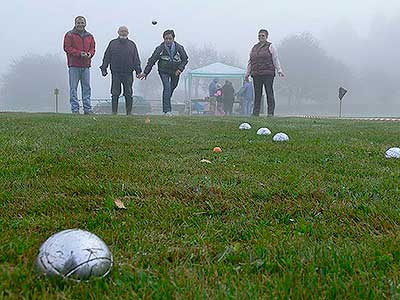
[338,87,348,119]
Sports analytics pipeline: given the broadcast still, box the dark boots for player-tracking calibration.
[125,97,133,115]
[112,96,119,115]
[112,96,133,115]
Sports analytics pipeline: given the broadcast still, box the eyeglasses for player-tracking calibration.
[258,35,266,38]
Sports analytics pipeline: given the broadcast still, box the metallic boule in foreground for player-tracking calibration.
[36,229,113,281]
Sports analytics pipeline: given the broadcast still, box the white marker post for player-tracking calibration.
[54,88,60,113]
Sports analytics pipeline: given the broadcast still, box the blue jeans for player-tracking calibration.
[159,72,179,113]
[69,67,92,113]
[244,97,253,115]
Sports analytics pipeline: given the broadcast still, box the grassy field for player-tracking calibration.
[0,113,399,299]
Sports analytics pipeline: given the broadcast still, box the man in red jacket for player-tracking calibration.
[64,16,96,114]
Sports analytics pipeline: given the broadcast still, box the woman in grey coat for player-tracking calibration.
[138,30,189,116]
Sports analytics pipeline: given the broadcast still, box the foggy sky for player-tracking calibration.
[1,0,399,97]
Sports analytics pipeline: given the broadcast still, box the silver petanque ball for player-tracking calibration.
[36,229,113,281]
[273,132,290,142]
[257,128,272,136]
[385,147,400,159]
[239,123,252,130]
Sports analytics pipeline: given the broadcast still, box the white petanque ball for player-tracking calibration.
[273,132,290,142]
[239,123,252,130]
[36,229,113,281]
[385,147,400,159]
[257,128,272,136]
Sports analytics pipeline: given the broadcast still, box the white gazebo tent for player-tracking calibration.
[184,62,247,102]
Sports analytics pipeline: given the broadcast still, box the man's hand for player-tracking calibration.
[80,52,88,57]
[175,70,182,77]
[278,71,285,77]
[101,70,108,77]
[137,73,147,80]
[86,52,92,59]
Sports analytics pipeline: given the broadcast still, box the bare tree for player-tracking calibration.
[320,15,400,116]
[1,54,68,112]
[276,32,353,115]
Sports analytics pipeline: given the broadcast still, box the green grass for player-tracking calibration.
[0,113,399,299]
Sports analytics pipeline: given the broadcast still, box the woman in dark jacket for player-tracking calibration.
[246,29,284,117]
[138,30,189,116]
[222,80,235,116]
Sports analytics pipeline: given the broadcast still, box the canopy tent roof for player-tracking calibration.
[187,62,247,78]
[185,63,247,107]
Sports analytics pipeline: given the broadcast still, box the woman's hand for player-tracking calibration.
[137,73,147,80]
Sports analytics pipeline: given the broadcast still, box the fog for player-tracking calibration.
[1,0,399,116]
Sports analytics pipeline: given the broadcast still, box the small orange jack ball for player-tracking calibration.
[213,147,222,153]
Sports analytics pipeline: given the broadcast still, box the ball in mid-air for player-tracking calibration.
[36,229,113,281]
[239,123,252,130]
[385,147,400,159]
[273,132,289,142]
[257,128,272,136]
[152,20,158,25]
